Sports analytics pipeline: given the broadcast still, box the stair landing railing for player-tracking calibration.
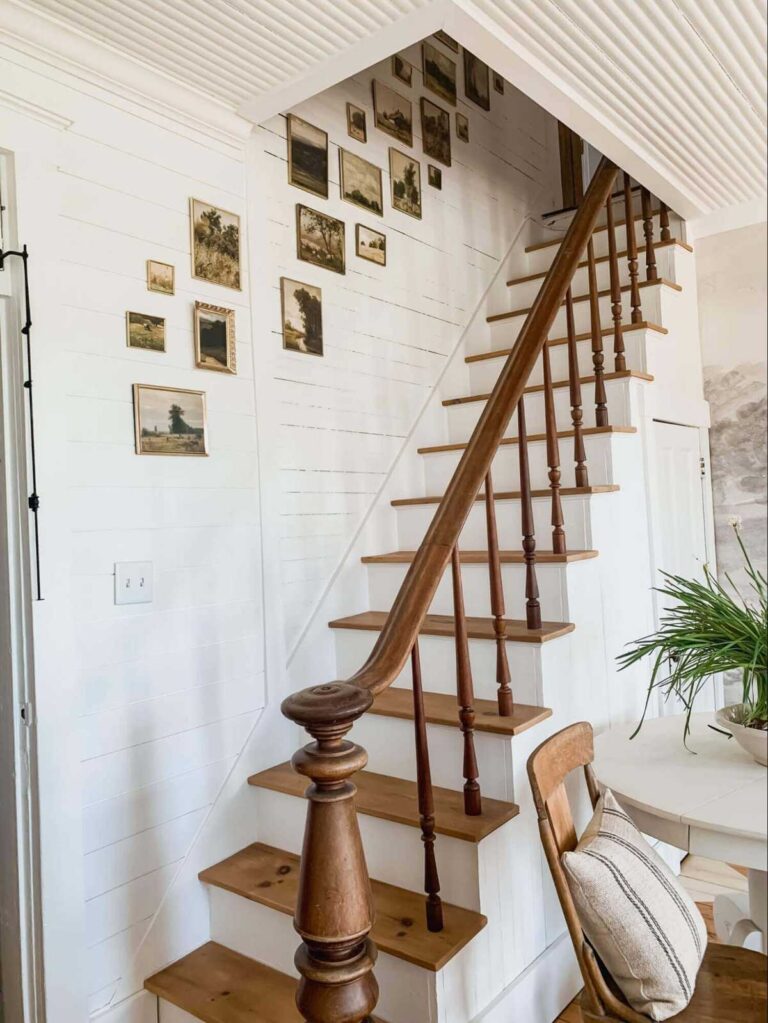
[280,157,672,1023]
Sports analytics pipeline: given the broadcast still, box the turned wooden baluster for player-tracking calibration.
[281,684,379,1023]
[586,236,609,427]
[541,342,566,553]
[411,640,444,932]
[605,193,626,372]
[517,396,542,629]
[450,546,483,814]
[623,172,642,324]
[641,187,658,281]
[565,289,589,488]
[483,471,513,716]
[659,201,671,241]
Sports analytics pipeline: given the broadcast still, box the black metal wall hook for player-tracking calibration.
[0,244,42,600]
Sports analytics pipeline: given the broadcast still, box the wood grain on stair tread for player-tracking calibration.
[391,485,620,507]
[443,370,653,406]
[249,763,520,842]
[525,207,661,252]
[362,549,598,564]
[418,425,636,455]
[369,687,552,736]
[487,278,681,323]
[328,610,575,643]
[465,321,667,361]
[507,237,692,286]
[200,843,487,971]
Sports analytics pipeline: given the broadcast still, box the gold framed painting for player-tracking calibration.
[146,260,174,295]
[389,148,422,220]
[133,383,208,457]
[296,204,346,275]
[434,30,459,52]
[392,53,413,87]
[280,277,323,356]
[287,113,329,199]
[346,102,367,143]
[372,80,413,146]
[422,42,457,106]
[194,301,236,374]
[428,165,442,190]
[339,148,383,216]
[126,311,165,352]
[356,224,386,266]
[456,112,469,143]
[190,198,241,290]
[420,97,451,167]
[463,50,491,111]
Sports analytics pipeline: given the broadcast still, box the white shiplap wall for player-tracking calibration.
[263,41,559,646]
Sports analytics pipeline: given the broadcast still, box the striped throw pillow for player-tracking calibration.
[562,789,707,1021]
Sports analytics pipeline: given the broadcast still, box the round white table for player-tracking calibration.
[593,712,767,953]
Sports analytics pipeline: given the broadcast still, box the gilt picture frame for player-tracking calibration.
[339,148,384,216]
[372,79,413,146]
[281,277,323,357]
[133,383,208,457]
[422,42,457,106]
[146,260,174,295]
[296,204,346,275]
[389,148,422,220]
[356,224,387,266]
[287,114,329,199]
[194,301,236,374]
[420,97,451,167]
[190,198,241,291]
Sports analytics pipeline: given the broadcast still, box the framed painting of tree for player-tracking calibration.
[280,278,323,356]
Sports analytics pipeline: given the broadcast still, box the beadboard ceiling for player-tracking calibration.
[4,0,766,215]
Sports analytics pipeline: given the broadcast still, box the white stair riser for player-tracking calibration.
[159,1005,200,1023]
[526,213,673,274]
[423,431,620,493]
[395,493,595,552]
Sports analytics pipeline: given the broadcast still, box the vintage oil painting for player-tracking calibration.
[126,311,165,352]
[194,301,236,373]
[372,79,413,146]
[339,149,383,215]
[281,277,323,356]
[389,149,422,219]
[133,384,208,456]
[190,198,241,290]
[356,225,386,266]
[421,97,451,167]
[287,114,329,198]
[464,50,491,110]
[296,204,345,275]
[146,260,174,295]
[422,42,457,105]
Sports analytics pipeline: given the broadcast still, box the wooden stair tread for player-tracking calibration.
[488,278,681,323]
[418,425,636,455]
[443,369,653,406]
[507,237,691,286]
[370,687,552,737]
[525,207,661,252]
[465,320,667,361]
[249,762,520,842]
[362,549,598,564]
[329,610,574,643]
[392,484,620,507]
[200,843,487,971]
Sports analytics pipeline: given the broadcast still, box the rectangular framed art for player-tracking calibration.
[422,42,457,105]
[356,225,386,266]
[126,311,165,352]
[287,114,329,199]
[190,198,241,290]
[339,148,383,215]
[133,383,208,457]
[463,50,491,111]
[296,204,345,275]
[389,149,422,220]
[420,97,451,167]
[146,260,174,295]
[281,277,323,356]
[346,102,367,143]
[194,301,236,374]
[372,80,413,147]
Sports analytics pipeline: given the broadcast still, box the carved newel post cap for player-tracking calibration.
[282,682,373,729]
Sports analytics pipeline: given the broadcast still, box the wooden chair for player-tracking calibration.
[527,722,768,1023]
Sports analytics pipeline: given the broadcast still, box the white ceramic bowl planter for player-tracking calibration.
[716,704,768,766]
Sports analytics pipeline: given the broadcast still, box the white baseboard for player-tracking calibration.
[91,989,157,1023]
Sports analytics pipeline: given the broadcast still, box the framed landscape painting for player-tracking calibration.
[464,50,491,111]
[420,97,451,167]
[392,53,413,86]
[356,225,386,266]
[194,301,236,374]
[389,149,422,220]
[346,102,367,142]
[287,114,329,198]
[372,80,413,146]
[422,42,457,105]
[434,30,459,52]
[339,149,383,215]
[126,311,165,352]
[146,260,174,295]
[190,198,241,290]
[133,384,208,456]
[281,277,323,356]
[456,112,469,143]
[493,72,504,95]
[296,204,345,275]
[428,165,442,189]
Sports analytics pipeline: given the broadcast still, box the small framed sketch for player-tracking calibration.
[133,384,208,457]
[296,204,345,275]
[339,149,383,215]
[428,165,442,190]
[422,42,457,105]
[392,53,413,86]
[389,149,422,220]
[372,80,413,147]
[126,311,165,352]
[420,97,451,167]
[281,277,323,356]
[146,260,174,295]
[190,198,241,290]
[356,225,386,266]
[434,29,459,52]
[194,301,236,374]
[463,50,491,111]
[287,114,329,199]
[346,102,367,143]
[493,72,504,95]
[456,112,469,143]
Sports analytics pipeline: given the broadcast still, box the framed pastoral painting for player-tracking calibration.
[126,311,165,352]
[339,149,383,216]
[356,225,386,266]
[146,260,174,295]
[428,165,442,190]
[194,301,236,374]
[434,29,459,52]
[133,384,208,457]
[456,112,469,143]
[463,50,491,111]
[372,80,413,147]
[190,198,241,290]
[420,97,451,167]
[392,53,413,86]
[422,42,457,106]
[281,277,323,356]
[296,204,345,275]
[287,114,329,199]
[389,149,422,220]
[346,102,367,143]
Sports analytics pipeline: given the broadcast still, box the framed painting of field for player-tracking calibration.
[146,260,174,295]
[287,114,329,198]
[281,277,323,356]
[296,204,345,275]
[356,225,386,266]
[420,97,451,167]
[126,311,165,352]
[190,198,241,290]
[194,301,236,373]
[372,80,413,146]
[339,149,383,215]
[133,384,208,456]
[422,42,457,105]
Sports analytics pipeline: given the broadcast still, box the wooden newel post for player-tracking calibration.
[282,682,379,1023]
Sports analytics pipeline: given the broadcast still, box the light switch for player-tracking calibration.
[114,562,153,605]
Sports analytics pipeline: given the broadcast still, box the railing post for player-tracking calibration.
[565,289,589,488]
[659,201,671,241]
[605,193,626,372]
[483,471,513,716]
[517,395,542,629]
[450,547,483,812]
[586,237,609,427]
[623,172,642,324]
[641,188,658,281]
[541,343,566,553]
[282,685,379,1023]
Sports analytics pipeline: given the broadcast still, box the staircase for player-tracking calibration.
[144,164,703,1022]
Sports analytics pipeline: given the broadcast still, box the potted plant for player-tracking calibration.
[617,522,767,763]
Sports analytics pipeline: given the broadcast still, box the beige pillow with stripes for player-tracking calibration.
[562,789,707,1021]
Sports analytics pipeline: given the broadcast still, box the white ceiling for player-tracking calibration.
[4,0,766,215]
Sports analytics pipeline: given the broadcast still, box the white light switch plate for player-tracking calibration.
[114,561,153,605]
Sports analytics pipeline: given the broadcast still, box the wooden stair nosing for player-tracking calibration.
[464,321,667,363]
[507,236,692,286]
[328,610,575,644]
[391,484,620,507]
[418,424,637,456]
[443,369,653,407]
[369,686,552,737]
[487,278,681,323]
[362,549,598,565]
[525,206,662,252]
[249,762,520,842]
[199,843,487,972]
